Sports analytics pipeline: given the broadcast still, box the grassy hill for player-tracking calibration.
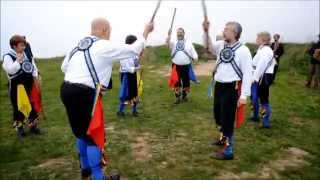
[0,44,319,179]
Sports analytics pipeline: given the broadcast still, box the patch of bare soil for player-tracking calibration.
[155,61,216,77]
[34,157,72,169]
[131,133,153,162]
[216,147,311,180]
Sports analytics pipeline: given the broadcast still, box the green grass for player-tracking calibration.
[0,44,319,179]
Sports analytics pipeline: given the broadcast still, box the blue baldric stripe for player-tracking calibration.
[68,37,100,87]
[69,47,79,60]
[216,42,243,79]
[171,42,194,61]
[259,57,274,84]
[84,48,100,85]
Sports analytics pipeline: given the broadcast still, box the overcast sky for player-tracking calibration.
[1,0,319,58]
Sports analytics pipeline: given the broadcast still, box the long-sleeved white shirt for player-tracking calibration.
[119,55,139,73]
[205,37,253,100]
[2,49,38,78]
[61,35,145,88]
[252,45,275,82]
[169,39,198,65]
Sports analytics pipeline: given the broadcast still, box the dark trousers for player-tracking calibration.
[213,81,239,137]
[9,74,38,123]
[120,72,138,101]
[258,74,273,104]
[174,64,190,89]
[60,82,96,144]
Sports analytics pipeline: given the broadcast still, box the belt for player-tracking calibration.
[64,81,94,90]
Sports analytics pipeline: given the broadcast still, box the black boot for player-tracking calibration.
[132,111,139,117]
[81,168,92,179]
[174,91,181,104]
[17,126,26,138]
[109,169,120,180]
[210,134,226,146]
[182,90,188,102]
[117,111,125,117]
[30,125,41,135]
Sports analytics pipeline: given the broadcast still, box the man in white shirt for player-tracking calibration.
[60,17,153,179]
[2,35,41,138]
[251,31,275,128]
[117,35,142,117]
[203,21,253,160]
[166,28,198,104]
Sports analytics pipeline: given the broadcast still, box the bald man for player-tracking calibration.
[60,18,153,179]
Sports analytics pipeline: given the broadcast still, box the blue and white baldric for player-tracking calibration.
[3,51,34,79]
[217,42,243,79]
[171,40,193,60]
[69,37,101,87]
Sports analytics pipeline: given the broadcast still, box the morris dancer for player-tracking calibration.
[203,21,252,160]
[2,35,41,138]
[117,35,143,117]
[60,18,153,179]
[167,28,198,104]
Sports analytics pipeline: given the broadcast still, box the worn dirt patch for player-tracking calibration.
[216,147,311,180]
[194,61,215,76]
[105,123,115,131]
[131,133,153,162]
[155,61,216,77]
[35,157,72,169]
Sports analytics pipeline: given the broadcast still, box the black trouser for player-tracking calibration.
[258,74,273,104]
[174,64,190,89]
[213,81,239,137]
[9,74,38,123]
[60,82,96,144]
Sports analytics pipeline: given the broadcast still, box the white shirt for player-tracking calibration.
[252,45,275,82]
[119,55,139,73]
[61,35,145,88]
[169,39,198,65]
[2,49,38,78]
[207,39,253,100]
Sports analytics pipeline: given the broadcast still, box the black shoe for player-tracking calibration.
[30,126,42,135]
[132,111,139,117]
[250,117,259,122]
[259,125,271,129]
[210,136,226,146]
[182,97,188,102]
[81,168,91,179]
[210,152,234,160]
[17,127,26,138]
[109,170,120,180]
[117,111,125,117]
[174,98,181,104]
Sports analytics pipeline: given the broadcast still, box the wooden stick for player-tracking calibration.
[202,0,208,22]
[202,0,210,52]
[169,8,177,32]
[150,0,162,23]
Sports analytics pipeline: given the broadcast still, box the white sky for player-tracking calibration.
[1,0,319,58]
